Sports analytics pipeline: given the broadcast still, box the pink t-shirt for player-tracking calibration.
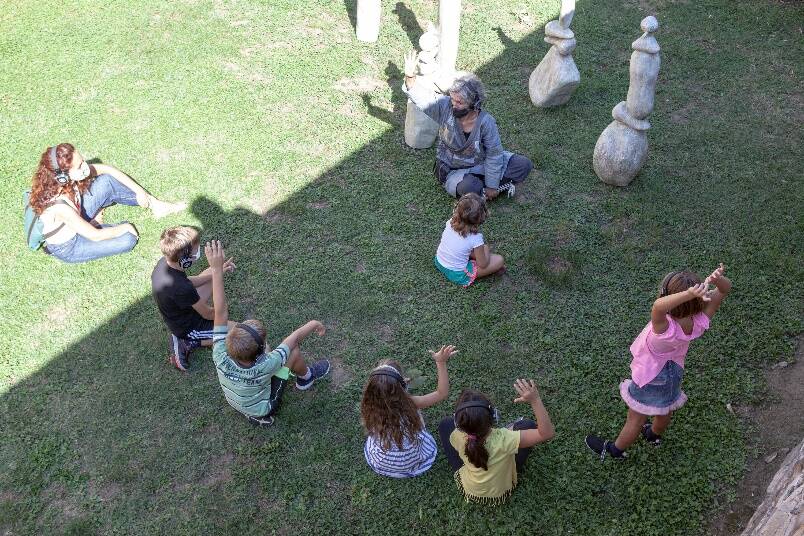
[629,312,710,387]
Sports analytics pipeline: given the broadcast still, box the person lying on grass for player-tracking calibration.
[361,344,458,478]
[403,53,533,201]
[29,142,185,263]
[585,263,732,460]
[206,240,331,427]
[434,193,505,287]
[438,380,554,504]
[151,226,237,371]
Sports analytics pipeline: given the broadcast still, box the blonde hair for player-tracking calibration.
[226,320,267,363]
[450,193,488,237]
[159,226,200,262]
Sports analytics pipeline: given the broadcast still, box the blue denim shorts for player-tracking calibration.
[620,360,687,415]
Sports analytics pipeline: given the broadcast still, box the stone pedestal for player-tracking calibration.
[529,0,580,107]
[356,0,381,43]
[593,16,660,186]
[436,0,461,76]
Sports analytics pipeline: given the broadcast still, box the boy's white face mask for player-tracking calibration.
[69,161,91,182]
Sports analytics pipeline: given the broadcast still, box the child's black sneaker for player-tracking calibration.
[248,415,275,427]
[585,435,628,461]
[169,334,192,372]
[296,360,331,391]
[641,423,662,446]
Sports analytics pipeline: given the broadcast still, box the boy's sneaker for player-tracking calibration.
[169,334,197,372]
[497,182,516,198]
[295,360,331,391]
[585,435,628,462]
[641,423,662,446]
[248,415,275,427]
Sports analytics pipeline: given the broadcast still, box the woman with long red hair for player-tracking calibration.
[30,143,185,263]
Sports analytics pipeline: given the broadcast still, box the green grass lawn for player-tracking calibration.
[1,0,802,534]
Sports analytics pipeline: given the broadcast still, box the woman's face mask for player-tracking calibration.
[69,161,91,182]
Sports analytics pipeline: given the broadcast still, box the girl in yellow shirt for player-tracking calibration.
[438,379,554,504]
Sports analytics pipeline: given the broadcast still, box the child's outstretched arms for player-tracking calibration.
[281,320,326,350]
[411,345,458,409]
[651,279,709,334]
[513,379,555,447]
[702,263,732,318]
[205,240,229,327]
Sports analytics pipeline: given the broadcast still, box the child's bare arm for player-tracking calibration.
[650,283,709,334]
[281,320,325,350]
[411,345,458,409]
[472,244,490,269]
[703,263,732,318]
[205,241,228,326]
[513,379,555,448]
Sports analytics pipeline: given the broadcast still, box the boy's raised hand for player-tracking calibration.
[205,240,226,272]
[312,320,326,336]
[429,344,458,363]
[222,257,236,274]
[513,379,541,403]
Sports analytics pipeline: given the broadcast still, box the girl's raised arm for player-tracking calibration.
[411,345,458,409]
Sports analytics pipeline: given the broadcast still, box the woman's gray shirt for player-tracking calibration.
[403,81,513,196]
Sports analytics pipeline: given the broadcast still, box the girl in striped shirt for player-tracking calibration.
[360,345,458,478]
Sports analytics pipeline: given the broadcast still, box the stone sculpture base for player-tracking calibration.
[356,0,381,43]
[405,99,439,149]
[593,120,648,187]
[529,47,580,107]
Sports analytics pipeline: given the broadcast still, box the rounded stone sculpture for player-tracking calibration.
[529,0,580,107]
[593,16,660,187]
[356,0,381,43]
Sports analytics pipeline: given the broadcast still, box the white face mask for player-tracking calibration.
[69,161,91,182]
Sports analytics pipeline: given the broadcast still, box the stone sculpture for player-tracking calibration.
[404,1,462,149]
[356,0,382,43]
[404,23,441,148]
[529,0,580,107]
[593,16,661,186]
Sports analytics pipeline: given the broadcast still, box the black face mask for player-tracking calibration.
[452,106,471,119]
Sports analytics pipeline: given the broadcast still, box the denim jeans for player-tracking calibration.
[434,154,534,197]
[46,174,140,263]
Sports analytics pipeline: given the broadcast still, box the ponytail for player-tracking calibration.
[464,434,489,470]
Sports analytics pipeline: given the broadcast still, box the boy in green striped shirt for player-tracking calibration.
[206,240,331,426]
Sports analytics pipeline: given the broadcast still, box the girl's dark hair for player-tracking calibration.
[29,143,93,214]
[360,360,422,451]
[450,193,488,237]
[454,389,494,471]
[660,271,705,318]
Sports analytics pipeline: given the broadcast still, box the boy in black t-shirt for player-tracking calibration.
[151,226,236,371]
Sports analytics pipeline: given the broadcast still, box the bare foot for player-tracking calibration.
[150,199,187,218]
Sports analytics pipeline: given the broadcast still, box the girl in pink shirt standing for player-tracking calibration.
[585,263,732,460]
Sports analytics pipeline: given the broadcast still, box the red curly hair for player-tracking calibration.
[29,143,92,215]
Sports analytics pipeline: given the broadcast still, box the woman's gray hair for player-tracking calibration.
[448,73,486,110]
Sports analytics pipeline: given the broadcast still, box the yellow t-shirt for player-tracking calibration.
[450,427,520,503]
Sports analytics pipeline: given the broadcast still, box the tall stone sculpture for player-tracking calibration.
[529,0,580,107]
[436,0,461,78]
[593,16,661,186]
[404,2,462,149]
[404,23,441,148]
[356,0,381,43]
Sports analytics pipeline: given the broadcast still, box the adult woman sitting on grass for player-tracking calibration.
[29,143,185,263]
[402,51,533,201]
